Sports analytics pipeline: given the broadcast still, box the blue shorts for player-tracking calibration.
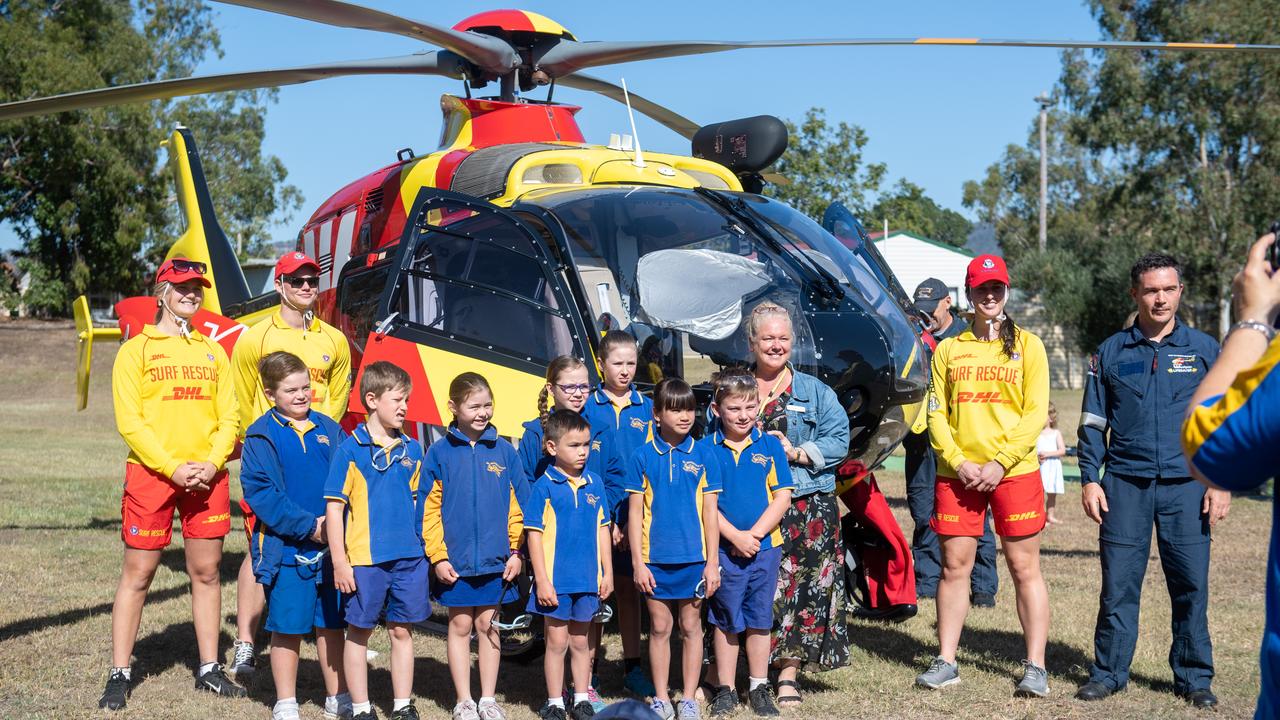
[708,546,781,634]
[344,557,430,629]
[527,591,600,622]
[431,571,519,608]
[264,556,346,635]
[645,562,705,600]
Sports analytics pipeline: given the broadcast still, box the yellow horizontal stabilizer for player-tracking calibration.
[74,295,121,411]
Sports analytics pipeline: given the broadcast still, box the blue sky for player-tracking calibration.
[2,1,1101,251]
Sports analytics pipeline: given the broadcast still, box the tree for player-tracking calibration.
[765,107,886,220]
[965,0,1280,348]
[0,1,301,316]
[870,179,973,246]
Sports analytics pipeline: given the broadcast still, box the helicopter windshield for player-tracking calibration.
[520,186,819,383]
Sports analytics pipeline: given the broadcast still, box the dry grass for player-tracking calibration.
[0,320,1268,719]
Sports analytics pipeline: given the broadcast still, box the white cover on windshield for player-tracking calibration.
[636,248,770,340]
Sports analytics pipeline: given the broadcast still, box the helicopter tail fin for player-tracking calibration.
[162,126,251,315]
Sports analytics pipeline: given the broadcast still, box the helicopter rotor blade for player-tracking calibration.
[0,52,464,121]
[538,37,1280,76]
[216,0,518,75]
[558,74,700,140]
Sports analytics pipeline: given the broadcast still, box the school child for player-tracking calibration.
[627,378,722,720]
[422,372,529,720]
[580,332,657,698]
[518,355,627,707]
[524,410,616,720]
[703,371,792,717]
[1037,402,1067,525]
[324,361,428,720]
[241,351,350,720]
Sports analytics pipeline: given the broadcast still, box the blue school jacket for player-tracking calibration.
[517,415,626,521]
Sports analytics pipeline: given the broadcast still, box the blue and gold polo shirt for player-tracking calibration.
[522,466,611,594]
[624,434,722,565]
[323,423,425,566]
[708,427,794,551]
[583,386,654,461]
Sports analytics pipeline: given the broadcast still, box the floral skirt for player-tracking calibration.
[770,491,850,672]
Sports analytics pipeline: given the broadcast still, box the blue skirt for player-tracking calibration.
[646,562,705,600]
[431,571,518,608]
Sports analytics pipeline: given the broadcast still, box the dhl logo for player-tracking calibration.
[751,453,770,467]
[149,353,168,361]
[955,391,1008,404]
[162,386,212,401]
[1005,511,1041,522]
[486,461,506,475]
[203,512,231,524]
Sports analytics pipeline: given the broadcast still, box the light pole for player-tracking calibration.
[1035,92,1053,253]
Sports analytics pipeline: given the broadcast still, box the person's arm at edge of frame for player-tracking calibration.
[1078,341,1111,524]
[1183,232,1280,500]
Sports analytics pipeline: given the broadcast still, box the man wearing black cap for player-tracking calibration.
[902,278,1000,605]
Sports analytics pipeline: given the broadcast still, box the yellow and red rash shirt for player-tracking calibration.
[927,326,1050,478]
[112,325,239,479]
[232,309,352,435]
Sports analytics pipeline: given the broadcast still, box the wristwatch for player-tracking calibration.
[1228,319,1277,342]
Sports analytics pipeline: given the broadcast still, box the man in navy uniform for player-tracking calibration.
[902,278,999,606]
[1076,253,1231,707]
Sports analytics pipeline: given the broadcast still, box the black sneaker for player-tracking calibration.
[98,669,130,711]
[747,685,780,716]
[971,592,996,608]
[570,700,596,720]
[353,711,379,720]
[390,702,421,720]
[538,703,568,720]
[709,686,738,717]
[194,663,248,697]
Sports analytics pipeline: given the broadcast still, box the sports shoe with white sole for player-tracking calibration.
[1014,660,1050,698]
[229,640,256,681]
[915,656,960,690]
[195,663,248,697]
[98,669,130,711]
[649,699,675,720]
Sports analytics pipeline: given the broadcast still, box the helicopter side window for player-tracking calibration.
[397,208,574,366]
[336,258,392,353]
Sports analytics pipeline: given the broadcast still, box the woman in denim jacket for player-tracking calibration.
[750,302,851,706]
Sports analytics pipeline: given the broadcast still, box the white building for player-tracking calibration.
[870,231,974,309]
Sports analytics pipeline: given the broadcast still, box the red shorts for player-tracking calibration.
[121,463,231,550]
[931,470,1045,538]
[240,498,256,541]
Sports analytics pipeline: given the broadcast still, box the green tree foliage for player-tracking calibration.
[0,1,301,316]
[967,0,1280,348]
[871,179,973,246]
[766,107,887,220]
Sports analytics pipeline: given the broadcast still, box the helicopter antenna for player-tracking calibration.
[620,78,646,169]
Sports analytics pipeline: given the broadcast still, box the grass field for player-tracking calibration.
[0,320,1269,719]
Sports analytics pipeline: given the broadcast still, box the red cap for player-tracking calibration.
[155,257,211,287]
[275,251,320,278]
[965,254,1010,289]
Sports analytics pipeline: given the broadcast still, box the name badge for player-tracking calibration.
[786,404,806,413]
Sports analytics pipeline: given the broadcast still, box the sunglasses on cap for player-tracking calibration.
[282,275,320,289]
[170,259,207,274]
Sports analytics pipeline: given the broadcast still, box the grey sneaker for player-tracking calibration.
[649,699,675,720]
[915,656,960,690]
[1014,660,1050,698]
[677,699,700,720]
[453,700,481,720]
[229,639,256,680]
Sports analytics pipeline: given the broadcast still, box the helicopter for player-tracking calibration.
[9,1,1279,474]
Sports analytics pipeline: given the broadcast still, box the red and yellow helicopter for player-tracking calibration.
[6,0,1277,472]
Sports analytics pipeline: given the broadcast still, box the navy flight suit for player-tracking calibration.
[904,314,999,599]
[1077,321,1220,694]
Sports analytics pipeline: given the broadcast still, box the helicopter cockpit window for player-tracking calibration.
[523,186,818,384]
[396,205,574,366]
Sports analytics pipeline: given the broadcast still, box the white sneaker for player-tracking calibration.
[477,700,507,720]
[649,699,675,720]
[272,702,301,720]
[453,700,481,720]
[324,694,355,720]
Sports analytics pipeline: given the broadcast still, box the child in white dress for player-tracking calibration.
[1037,403,1066,525]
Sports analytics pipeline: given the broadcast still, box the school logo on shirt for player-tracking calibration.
[1169,354,1199,374]
[591,440,602,451]
[682,460,703,475]
[630,417,646,430]
[751,453,770,467]
[585,493,599,506]
[400,457,414,468]
[486,461,505,476]
[317,435,330,446]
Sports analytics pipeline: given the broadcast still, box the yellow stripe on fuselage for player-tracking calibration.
[416,344,544,439]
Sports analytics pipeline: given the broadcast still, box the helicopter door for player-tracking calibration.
[373,184,586,376]
[821,202,917,316]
